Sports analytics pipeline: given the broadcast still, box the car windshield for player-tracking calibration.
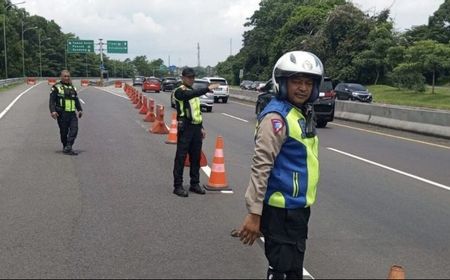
[348,84,366,91]
[320,80,333,91]
[134,77,143,81]
[146,78,159,83]
[164,78,177,82]
[209,79,227,85]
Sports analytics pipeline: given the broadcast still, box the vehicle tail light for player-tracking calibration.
[319,90,336,100]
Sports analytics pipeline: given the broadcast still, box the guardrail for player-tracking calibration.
[0,78,25,88]
[229,88,450,139]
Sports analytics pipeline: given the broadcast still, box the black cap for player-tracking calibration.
[182,67,196,77]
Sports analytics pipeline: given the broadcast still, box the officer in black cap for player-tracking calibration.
[172,67,219,197]
[49,70,83,156]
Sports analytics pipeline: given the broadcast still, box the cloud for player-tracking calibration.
[350,0,444,30]
[23,0,443,66]
[23,0,260,66]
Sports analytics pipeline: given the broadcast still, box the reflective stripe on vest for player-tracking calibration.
[259,99,319,209]
[55,84,77,112]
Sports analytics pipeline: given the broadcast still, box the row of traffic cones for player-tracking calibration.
[123,83,231,191]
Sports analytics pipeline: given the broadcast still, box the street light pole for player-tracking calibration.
[38,32,50,78]
[21,20,37,77]
[2,14,7,79]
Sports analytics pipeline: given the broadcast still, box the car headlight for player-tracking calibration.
[352,92,358,96]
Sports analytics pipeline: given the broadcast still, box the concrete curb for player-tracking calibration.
[229,89,450,139]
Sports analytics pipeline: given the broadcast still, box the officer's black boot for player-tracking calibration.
[63,146,71,154]
[189,184,206,195]
[65,145,78,156]
[173,187,188,197]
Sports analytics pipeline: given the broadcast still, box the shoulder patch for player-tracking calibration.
[271,118,285,134]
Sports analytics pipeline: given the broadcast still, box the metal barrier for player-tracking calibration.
[0,78,24,88]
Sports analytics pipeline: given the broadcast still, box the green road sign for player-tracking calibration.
[107,40,128,54]
[67,40,94,53]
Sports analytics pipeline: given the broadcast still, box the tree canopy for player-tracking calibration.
[216,0,450,90]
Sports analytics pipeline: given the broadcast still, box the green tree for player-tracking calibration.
[406,40,450,93]
[353,20,395,84]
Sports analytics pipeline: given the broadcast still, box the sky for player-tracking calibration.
[21,0,445,67]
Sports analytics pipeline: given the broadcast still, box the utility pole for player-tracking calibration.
[197,42,200,67]
[98,38,104,83]
[38,32,50,78]
[230,38,232,56]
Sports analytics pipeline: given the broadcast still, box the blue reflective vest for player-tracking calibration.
[258,99,319,209]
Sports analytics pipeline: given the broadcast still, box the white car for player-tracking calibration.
[202,77,229,103]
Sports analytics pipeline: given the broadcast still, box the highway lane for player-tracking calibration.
[134,85,450,278]
[1,82,449,278]
[0,83,266,278]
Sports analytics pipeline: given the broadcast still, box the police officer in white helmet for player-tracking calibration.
[238,51,324,279]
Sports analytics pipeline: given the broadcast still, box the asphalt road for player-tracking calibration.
[0,81,449,278]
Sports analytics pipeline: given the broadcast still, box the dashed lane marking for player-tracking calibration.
[328,147,450,191]
[221,113,249,123]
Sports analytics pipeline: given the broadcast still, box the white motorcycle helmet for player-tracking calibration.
[272,51,324,103]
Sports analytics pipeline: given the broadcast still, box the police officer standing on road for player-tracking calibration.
[172,67,219,197]
[238,51,324,279]
[49,70,83,156]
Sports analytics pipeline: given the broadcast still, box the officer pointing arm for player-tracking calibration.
[174,83,219,101]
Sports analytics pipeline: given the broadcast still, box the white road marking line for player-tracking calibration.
[230,100,255,107]
[330,122,450,150]
[0,82,42,120]
[79,98,85,104]
[94,87,129,99]
[202,165,211,177]
[328,147,450,191]
[221,113,249,123]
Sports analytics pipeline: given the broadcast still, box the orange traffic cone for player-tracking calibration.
[139,96,148,114]
[150,105,170,134]
[143,98,156,122]
[165,112,178,144]
[184,151,208,167]
[204,136,231,191]
[132,91,139,104]
[387,265,405,279]
[135,93,143,109]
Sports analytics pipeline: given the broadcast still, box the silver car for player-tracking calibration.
[202,77,229,103]
[170,79,214,112]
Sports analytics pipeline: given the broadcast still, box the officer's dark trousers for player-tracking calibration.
[173,123,202,189]
[57,112,78,148]
[261,204,311,280]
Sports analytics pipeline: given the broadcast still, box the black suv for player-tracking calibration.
[161,77,178,92]
[334,83,372,102]
[255,77,335,128]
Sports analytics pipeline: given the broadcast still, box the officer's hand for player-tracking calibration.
[78,111,83,118]
[208,83,220,91]
[238,213,262,246]
[51,112,59,119]
[201,128,206,139]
